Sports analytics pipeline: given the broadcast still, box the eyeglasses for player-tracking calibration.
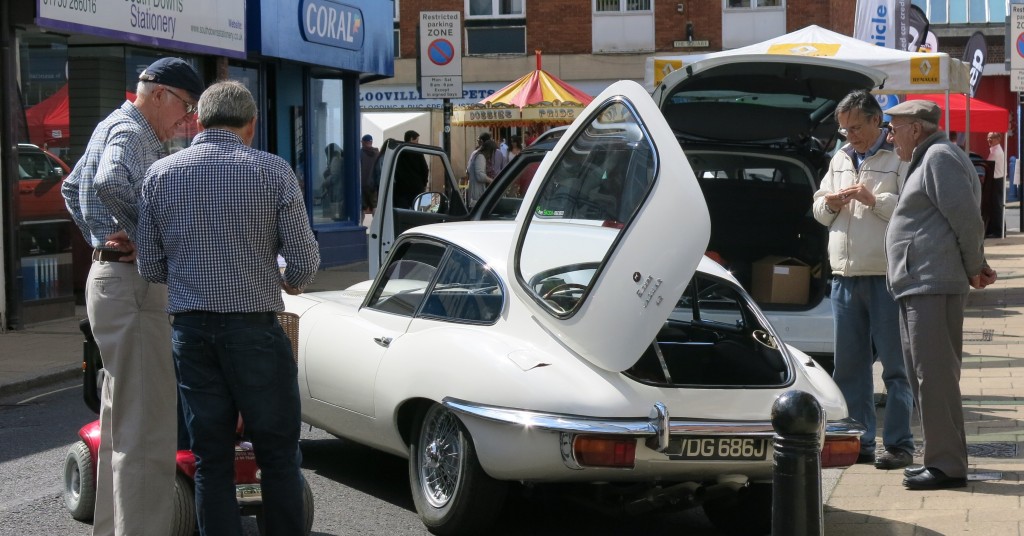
[164,87,197,115]
[837,124,867,137]
[888,122,913,134]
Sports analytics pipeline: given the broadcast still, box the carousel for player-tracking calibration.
[452,52,593,143]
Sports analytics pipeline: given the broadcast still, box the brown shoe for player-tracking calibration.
[875,447,912,470]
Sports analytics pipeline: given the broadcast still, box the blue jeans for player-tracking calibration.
[831,276,915,455]
[172,312,304,536]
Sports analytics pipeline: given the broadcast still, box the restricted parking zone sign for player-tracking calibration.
[419,12,462,99]
[1012,4,1024,91]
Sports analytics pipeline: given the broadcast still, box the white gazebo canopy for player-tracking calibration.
[645,25,971,96]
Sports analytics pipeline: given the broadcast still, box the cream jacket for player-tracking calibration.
[813,143,907,277]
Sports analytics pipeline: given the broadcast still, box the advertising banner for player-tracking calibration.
[854,0,909,50]
[963,31,987,98]
[37,0,246,58]
[908,4,930,51]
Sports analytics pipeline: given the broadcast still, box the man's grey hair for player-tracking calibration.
[918,120,938,134]
[835,89,883,120]
[136,80,155,97]
[197,80,256,129]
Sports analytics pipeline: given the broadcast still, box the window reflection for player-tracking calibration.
[517,100,656,317]
[310,78,347,224]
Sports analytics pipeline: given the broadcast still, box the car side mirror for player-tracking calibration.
[414,192,447,213]
[49,167,64,179]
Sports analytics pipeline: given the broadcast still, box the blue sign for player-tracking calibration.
[249,0,391,76]
[300,0,364,50]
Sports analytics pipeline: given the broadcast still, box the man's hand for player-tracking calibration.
[281,281,303,295]
[970,265,998,289]
[103,230,137,262]
[838,184,877,208]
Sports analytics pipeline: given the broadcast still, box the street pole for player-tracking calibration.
[443,99,452,160]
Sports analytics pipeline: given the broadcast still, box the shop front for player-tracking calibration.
[1,1,392,328]
[2,1,245,328]
[247,0,393,268]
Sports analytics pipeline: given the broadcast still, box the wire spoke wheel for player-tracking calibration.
[408,403,507,534]
[418,405,464,508]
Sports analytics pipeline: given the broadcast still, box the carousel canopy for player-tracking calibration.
[452,54,594,127]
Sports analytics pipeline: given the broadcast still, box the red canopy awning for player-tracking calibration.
[25,84,136,148]
[903,94,1009,133]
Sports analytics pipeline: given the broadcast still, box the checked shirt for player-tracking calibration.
[136,129,320,314]
[62,101,167,246]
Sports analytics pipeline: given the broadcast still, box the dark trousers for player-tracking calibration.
[897,294,968,478]
[172,312,303,536]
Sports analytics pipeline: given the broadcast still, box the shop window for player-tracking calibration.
[310,78,350,226]
[227,63,265,150]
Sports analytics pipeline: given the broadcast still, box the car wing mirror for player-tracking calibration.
[49,167,64,179]
[414,192,447,213]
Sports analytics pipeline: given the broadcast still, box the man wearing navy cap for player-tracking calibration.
[62,56,203,535]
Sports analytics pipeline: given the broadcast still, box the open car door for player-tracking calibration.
[509,80,711,372]
[368,142,469,277]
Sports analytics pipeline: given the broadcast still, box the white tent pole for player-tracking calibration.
[945,91,952,142]
[966,92,972,154]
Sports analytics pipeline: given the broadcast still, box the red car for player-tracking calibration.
[62,320,314,536]
[17,143,71,221]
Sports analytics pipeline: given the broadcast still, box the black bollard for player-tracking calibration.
[770,390,824,536]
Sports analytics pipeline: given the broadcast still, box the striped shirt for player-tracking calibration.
[136,129,320,314]
[62,101,167,246]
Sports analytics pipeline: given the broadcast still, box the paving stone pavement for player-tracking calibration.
[824,233,1024,535]
[3,234,1023,534]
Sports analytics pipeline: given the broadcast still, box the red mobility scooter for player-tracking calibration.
[62,317,313,535]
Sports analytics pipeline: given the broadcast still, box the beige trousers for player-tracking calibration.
[87,260,175,536]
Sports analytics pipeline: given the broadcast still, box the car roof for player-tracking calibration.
[399,219,727,283]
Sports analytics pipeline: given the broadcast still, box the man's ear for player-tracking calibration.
[243,117,257,146]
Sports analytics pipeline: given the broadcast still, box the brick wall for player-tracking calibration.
[395,1,859,57]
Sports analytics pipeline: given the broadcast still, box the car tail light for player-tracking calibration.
[573,436,637,468]
[820,436,860,468]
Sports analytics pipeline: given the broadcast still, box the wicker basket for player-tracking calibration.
[276,312,300,363]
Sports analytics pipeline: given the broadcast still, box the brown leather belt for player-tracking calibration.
[92,249,133,264]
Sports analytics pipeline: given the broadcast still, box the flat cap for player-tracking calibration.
[139,57,204,100]
[886,99,941,124]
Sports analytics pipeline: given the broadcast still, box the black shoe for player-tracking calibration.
[856,451,875,464]
[903,464,926,478]
[902,468,967,490]
[875,447,913,470]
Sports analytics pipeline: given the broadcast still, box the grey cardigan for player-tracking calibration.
[885,131,986,299]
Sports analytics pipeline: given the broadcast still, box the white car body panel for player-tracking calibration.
[509,81,710,372]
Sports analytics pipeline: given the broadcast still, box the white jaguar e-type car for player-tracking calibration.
[284,81,862,535]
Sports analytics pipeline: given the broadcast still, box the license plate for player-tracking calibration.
[666,436,768,461]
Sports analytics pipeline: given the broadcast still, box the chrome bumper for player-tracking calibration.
[444,397,864,470]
